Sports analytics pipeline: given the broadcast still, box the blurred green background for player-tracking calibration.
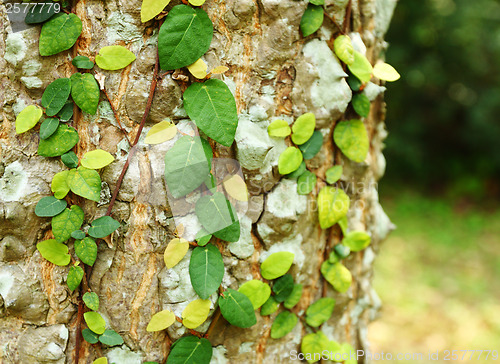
[369,0,500,361]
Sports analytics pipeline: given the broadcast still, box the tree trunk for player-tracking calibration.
[0,0,396,363]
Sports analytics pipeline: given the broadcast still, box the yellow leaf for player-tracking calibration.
[144,120,177,144]
[209,66,229,75]
[81,149,115,169]
[182,299,211,329]
[15,105,43,134]
[93,358,108,364]
[223,174,248,202]
[373,62,400,82]
[164,238,189,269]
[187,58,208,79]
[189,0,206,5]
[146,309,176,332]
[141,0,171,23]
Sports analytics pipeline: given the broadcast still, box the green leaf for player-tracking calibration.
[39,13,82,56]
[309,0,325,4]
[334,244,350,259]
[84,311,106,335]
[15,105,43,134]
[35,196,67,217]
[260,296,279,316]
[333,119,369,163]
[347,74,362,91]
[321,261,352,293]
[147,310,176,332]
[52,205,84,243]
[305,297,335,327]
[317,187,349,229]
[342,231,371,252]
[333,35,355,65]
[82,328,99,344]
[271,311,298,339]
[267,119,291,138]
[373,62,400,82]
[88,216,120,238]
[40,118,60,140]
[301,331,337,364]
[272,274,294,303]
[286,161,306,179]
[38,124,79,157]
[67,167,101,202]
[83,292,100,311]
[167,336,213,364]
[300,4,324,37]
[164,136,209,198]
[71,230,86,240]
[352,93,371,118]
[75,237,98,266]
[164,238,189,269]
[61,151,78,168]
[182,299,211,329]
[67,265,84,291]
[51,172,69,199]
[338,216,348,235]
[70,73,100,115]
[291,113,316,145]
[37,239,71,266]
[99,330,124,346]
[325,165,342,184]
[96,45,136,71]
[238,280,271,309]
[158,5,213,70]
[57,102,74,122]
[297,170,317,195]
[347,51,373,83]
[183,79,238,147]
[213,217,240,242]
[196,232,212,247]
[278,147,303,175]
[299,130,323,160]
[284,283,303,309]
[339,343,357,364]
[72,56,94,70]
[189,244,224,299]
[41,78,71,116]
[81,149,114,169]
[261,251,294,280]
[195,192,238,238]
[218,288,257,328]
[25,3,59,24]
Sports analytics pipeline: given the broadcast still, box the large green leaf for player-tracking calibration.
[238,280,271,309]
[218,288,257,328]
[189,244,224,299]
[75,237,98,266]
[261,251,295,280]
[300,4,324,37]
[291,113,316,145]
[70,73,100,115]
[95,46,136,71]
[183,79,238,147]
[67,167,101,202]
[195,192,238,237]
[158,5,213,70]
[278,147,303,175]
[35,196,67,217]
[37,239,71,266]
[15,105,43,134]
[321,261,352,293]
[164,136,209,198]
[84,311,106,335]
[305,297,335,327]
[166,336,212,364]
[317,187,349,229]
[41,78,71,116]
[39,118,59,140]
[67,265,84,292]
[38,124,79,157]
[347,51,373,83]
[271,311,298,339]
[299,130,323,160]
[88,216,120,238]
[141,0,171,22]
[39,13,82,56]
[272,273,294,303]
[333,119,369,163]
[52,205,84,243]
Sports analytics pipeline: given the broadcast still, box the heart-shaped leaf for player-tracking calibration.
[291,113,316,145]
[75,237,98,266]
[278,147,303,175]
[321,261,352,293]
[52,205,84,243]
[189,244,224,299]
[347,51,373,83]
[317,186,350,229]
[38,124,79,157]
[61,151,79,168]
[99,330,124,346]
[333,35,355,65]
[297,170,317,195]
[144,120,177,144]
[325,165,342,184]
[342,231,371,252]
[267,119,291,138]
[39,13,82,56]
[82,328,99,344]
[238,280,271,309]
[299,130,323,160]
[284,283,303,309]
[260,296,279,316]
[373,62,400,82]
[70,73,100,115]
[67,167,101,202]
[334,119,369,163]
[352,93,371,118]
[35,196,67,217]
[37,239,71,266]
[51,170,70,199]
[195,192,238,237]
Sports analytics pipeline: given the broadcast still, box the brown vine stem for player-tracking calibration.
[102,88,132,147]
[343,0,352,34]
[205,285,224,338]
[324,12,345,35]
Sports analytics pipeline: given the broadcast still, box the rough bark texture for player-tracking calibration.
[0,0,396,363]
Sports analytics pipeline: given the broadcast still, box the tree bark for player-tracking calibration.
[0,0,396,363]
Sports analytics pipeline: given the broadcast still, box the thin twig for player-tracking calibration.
[324,12,345,35]
[204,308,221,338]
[103,88,132,146]
[343,0,352,33]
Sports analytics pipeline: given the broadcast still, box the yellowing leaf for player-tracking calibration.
[144,120,177,144]
[347,51,373,83]
[15,105,43,134]
[187,58,208,79]
[95,45,136,71]
[164,238,189,268]
[189,0,206,5]
[267,119,291,138]
[317,187,350,229]
[141,0,171,23]
[333,35,355,65]
[209,66,229,75]
[81,149,115,169]
[51,170,70,199]
[373,61,401,82]
[182,299,211,329]
[223,174,248,202]
[93,358,108,364]
[146,309,176,332]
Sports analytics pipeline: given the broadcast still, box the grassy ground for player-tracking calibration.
[368,188,500,363]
